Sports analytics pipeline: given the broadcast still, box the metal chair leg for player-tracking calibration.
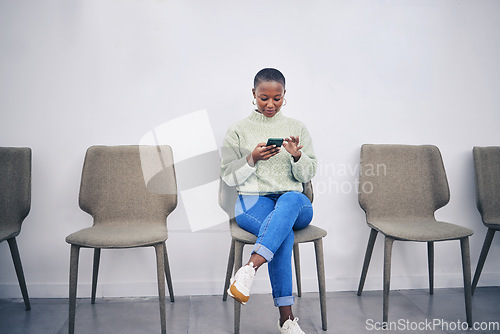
[155,243,167,334]
[91,248,101,304]
[428,242,434,295]
[233,241,244,334]
[472,228,495,295]
[164,243,175,302]
[293,243,302,297]
[460,237,473,328]
[358,229,378,296]
[314,238,327,331]
[383,237,394,324]
[7,238,30,311]
[223,239,236,301]
[69,245,80,334]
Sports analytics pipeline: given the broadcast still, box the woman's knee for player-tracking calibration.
[277,192,312,217]
[294,206,313,230]
[277,191,310,207]
[278,192,313,230]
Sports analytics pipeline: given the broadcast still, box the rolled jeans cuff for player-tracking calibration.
[252,243,274,262]
[274,295,295,307]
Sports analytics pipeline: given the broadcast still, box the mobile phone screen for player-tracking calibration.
[266,138,284,147]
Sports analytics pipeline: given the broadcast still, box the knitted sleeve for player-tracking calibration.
[220,126,256,186]
[290,123,317,183]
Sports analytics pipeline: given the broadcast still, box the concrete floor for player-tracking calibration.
[1,287,500,334]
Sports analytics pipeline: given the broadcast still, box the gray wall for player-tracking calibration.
[1,0,499,298]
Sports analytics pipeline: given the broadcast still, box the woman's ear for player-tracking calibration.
[252,88,256,98]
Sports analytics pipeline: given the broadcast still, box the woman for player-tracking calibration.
[220,68,317,334]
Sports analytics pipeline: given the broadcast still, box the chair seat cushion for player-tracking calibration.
[368,220,473,242]
[230,223,327,244]
[294,225,328,243]
[0,227,20,243]
[485,220,500,230]
[230,223,257,243]
[65,224,168,248]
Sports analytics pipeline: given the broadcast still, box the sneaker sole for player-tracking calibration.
[227,282,249,305]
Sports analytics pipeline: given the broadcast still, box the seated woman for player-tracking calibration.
[221,68,317,334]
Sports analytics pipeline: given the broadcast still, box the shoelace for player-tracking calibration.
[237,264,255,286]
[282,317,304,334]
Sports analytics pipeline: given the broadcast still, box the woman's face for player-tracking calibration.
[252,81,286,118]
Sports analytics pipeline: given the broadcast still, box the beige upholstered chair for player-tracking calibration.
[66,145,177,334]
[471,146,500,294]
[0,147,31,311]
[356,144,473,327]
[219,178,327,333]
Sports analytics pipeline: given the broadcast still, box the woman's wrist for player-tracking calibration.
[247,154,255,167]
[292,151,302,162]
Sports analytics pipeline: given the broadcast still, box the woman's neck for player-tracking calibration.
[250,109,283,123]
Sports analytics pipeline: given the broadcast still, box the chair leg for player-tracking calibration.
[383,237,394,324]
[358,229,378,296]
[69,245,80,334]
[427,242,434,295]
[233,241,244,334]
[460,237,473,328]
[155,243,167,334]
[223,239,235,301]
[163,243,175,302]
[314,238,327,331]
[7,238,30,311]
[293,243,302,297]
[91,248,101,304]
[472,228,495,295]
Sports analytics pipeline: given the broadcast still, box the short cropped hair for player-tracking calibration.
[253,68,286,89]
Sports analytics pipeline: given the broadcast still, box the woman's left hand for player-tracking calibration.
[283,136,303,162]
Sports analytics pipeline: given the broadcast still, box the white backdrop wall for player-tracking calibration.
[1,0,499,298]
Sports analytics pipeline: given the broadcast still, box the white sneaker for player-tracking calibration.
[227,262,255,305]
[278,317,305,334]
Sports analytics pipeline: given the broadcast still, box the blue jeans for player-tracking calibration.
[234,191,313,307]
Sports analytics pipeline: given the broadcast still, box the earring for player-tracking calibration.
[283,98,287,106]
[252,98,256,105]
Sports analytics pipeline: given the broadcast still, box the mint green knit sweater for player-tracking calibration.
[220,110,317,195]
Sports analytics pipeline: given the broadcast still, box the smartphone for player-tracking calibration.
[266,138,284,147]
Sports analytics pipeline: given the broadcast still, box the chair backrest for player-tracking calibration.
[358,144,449,223]
[473,146,500,226]
[79,146,177,225]
[0,147,31,239]
[218,177,314,221]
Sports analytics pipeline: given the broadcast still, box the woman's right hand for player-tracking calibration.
[247,142,281,167]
